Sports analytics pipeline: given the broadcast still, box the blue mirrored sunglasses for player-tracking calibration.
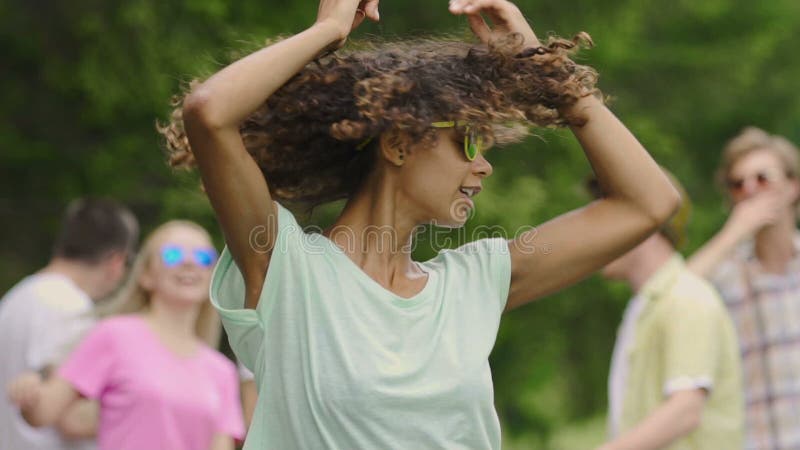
[160,245,218,268]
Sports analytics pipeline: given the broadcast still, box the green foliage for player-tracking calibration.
[3,1,800,447]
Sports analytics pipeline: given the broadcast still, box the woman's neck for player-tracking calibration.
[327,174,427,287]
[144,298,199,340]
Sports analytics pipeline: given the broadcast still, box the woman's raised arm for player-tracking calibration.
[450,0,679,309]
[181,0,379,308]
[507,95,679,309]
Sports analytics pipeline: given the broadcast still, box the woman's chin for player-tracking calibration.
[158,288,208,307]
[437,219,468,229]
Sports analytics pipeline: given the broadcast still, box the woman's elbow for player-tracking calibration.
[182,87,227,131]
[650,184,682,225]
[634,177,681,228]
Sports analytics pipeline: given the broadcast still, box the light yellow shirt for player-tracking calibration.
[614,255,744,450]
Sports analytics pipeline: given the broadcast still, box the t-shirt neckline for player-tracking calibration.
[310,232,437,308]
[133,314,204,362]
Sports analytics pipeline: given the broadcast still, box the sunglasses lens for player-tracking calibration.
[464,130,479,161]
[161,246,184,267]
[193,249,217,268]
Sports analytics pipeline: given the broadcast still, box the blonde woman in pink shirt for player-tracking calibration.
[7,221,245,450]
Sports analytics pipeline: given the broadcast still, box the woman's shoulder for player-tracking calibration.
[73,315,147,352]
[428,237,510,266]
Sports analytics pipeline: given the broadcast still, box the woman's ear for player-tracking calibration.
[379,129,408,166]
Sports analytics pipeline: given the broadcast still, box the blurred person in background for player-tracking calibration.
[688,127,800,450]
[7,220,245,450]
[159,0,680,448]
[592,172,743,450]
[0,197,138,450]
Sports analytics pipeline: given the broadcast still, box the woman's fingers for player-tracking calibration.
[467,14,492,43]
[450,0,540,47]
[350,0,378,35]
[450,0,504,16]
[351,8,366,30]
[362,0,380,22]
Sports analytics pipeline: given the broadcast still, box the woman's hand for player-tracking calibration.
[6,372,44,411]
[449,0,539,48]
[315,0,381,48]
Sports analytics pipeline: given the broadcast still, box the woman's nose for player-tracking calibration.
[473,153,493,178]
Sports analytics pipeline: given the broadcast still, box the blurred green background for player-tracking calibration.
[3,0,800,448]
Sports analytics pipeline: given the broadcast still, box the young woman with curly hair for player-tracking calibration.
[161,0,680,447]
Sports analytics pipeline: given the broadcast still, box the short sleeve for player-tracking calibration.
[209,201,307,372]
[447,237,512,311]
[215,361,246,440]
[56,321,117,399]
[238,360,255,382]
[661,294,722,396]
[27,291,93,369]
[28,309,95,368]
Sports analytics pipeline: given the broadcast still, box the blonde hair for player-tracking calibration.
[95,220,221,347]
[716,127,800,190]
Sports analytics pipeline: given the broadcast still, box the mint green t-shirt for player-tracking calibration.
[210,202,512,450]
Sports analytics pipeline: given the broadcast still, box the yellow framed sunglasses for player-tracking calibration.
[356,120,484,161]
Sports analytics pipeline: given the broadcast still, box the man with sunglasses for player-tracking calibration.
[688,127,800,450]
[0,198,138,450]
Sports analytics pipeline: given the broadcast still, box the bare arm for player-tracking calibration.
[506,96,679,308]
[240,379,258,430]
[596,388,707,450]
[686,224,744,278]
[450,0,679,309]
[7,372,80,428]
[56,399,99,440]
[209,433,236,450]
[182,0,379,309]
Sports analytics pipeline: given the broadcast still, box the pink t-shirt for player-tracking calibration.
[58,315,245,450]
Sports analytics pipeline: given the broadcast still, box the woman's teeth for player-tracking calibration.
[460,187,477,197]
[176,274,200,285]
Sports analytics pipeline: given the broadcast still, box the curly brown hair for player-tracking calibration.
[160,32,599,207]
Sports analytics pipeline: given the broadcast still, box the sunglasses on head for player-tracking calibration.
[726,169,785,193]
[160,245,218,268]
[355,120,485,161]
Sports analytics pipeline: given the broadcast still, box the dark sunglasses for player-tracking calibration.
[160,245,218,268]
[726,170,783,193]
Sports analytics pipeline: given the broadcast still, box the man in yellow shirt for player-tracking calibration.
[591,172,743,450]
